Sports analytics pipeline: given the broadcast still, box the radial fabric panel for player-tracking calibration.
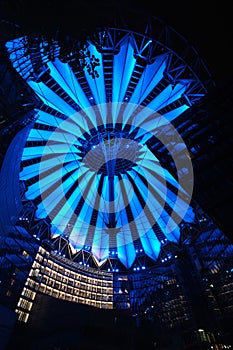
[6,29,206,268]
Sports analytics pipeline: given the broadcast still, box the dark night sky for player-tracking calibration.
[140,1,233,85]
[0,0,233,85]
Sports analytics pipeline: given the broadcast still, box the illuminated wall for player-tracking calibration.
[16,246,113,323]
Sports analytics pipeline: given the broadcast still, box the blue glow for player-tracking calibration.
[140,229,161,260]
[25,160,79,200]
[51,186,82,230]
[20,154,79,180]
[148,81,189,111]
[48,59,91,109]
[28,80,77,116]
[157,211,180,242]
[111,38,137,124]
[124,181,142,218]
[113,38,136,102]
[139,39,152,54]
[69,223,89,249]
[27,128,80,146]
[22,146,46,159]
[92,225,109,261]
[117,238,136,268]
[147,84,172,111]
[7,31,204,268]
[163,104,189,121]
[36,171,80,218]
[129,54,167,105]
[85,44,106,103]
[182,207,195,223]
[6,38,33,80]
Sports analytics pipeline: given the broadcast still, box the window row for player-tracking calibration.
[38,283,113,302]
[38,284,112,308]
[15,309,29,323]
[31,259,113,288]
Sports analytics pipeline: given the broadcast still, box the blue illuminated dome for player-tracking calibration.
[5,18,212,270]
